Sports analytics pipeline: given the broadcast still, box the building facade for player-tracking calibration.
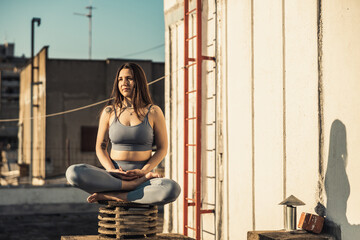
[0,42,27,169]
[163,1,360,240]
[19,47,164,184]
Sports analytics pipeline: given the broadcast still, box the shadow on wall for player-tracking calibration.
[317,120,360,240]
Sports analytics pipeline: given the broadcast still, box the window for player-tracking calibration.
[81,126,98,152]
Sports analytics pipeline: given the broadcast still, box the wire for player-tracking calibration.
[0,98,112,123]
[0,66,184,123]
[121,44,165,58]
[147,75,165,86]
[147,66,184,86]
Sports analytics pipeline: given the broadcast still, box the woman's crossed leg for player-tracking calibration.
[65,164,180,205]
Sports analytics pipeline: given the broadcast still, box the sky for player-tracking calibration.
[0,0,165,62]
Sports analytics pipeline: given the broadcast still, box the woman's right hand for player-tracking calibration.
[107,168,139,181]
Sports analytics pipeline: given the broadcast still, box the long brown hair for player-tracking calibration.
[106,62,153,118]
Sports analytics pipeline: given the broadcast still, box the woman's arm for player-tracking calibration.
[95,106,117,170]
[140,105,168,174]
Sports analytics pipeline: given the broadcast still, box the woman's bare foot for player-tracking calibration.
[145,172,160,179]
[87,192,127,203]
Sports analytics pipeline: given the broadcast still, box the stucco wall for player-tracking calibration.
[46,59,106,176]
[164,0,360,240]
[322,0,360,239]
[19,47,47,180]
[164,18,185,235]
[164,0,218,239]
[19,64,31,165]
[227,0,320,237]
[226,0,254,238]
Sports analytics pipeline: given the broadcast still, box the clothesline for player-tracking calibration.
[0,67,184,123]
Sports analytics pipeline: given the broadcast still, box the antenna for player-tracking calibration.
[74,3,95,59]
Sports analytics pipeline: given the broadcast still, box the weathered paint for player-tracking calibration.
[164,1,218,239]
[284,0,319,222]
[19,47,47,181]
[226,0,254,238]
[322,0,360,239]
[165,0,360,239]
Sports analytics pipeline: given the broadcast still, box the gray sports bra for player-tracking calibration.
[109,105,154,151]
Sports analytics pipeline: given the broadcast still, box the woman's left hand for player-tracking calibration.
[107,169,139,180]
[125,169,145,177]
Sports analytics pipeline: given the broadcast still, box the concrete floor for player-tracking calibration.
[0,211,165,240]
[0,212,99,240]
[0,176,167,239]
[0,206,164,240]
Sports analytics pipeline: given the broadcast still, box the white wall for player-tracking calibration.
[164,1,218,239]
[322,0,360,239]
[252,0,284,230]
[164,0,360,240]
[226,0,319,238]
[284,0,319,223]
[226,0,254,238]
[164,16,185,235]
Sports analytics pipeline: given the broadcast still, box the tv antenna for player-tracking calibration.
[74,3,95,59]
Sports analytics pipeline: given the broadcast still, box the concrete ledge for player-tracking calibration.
[247,230,335,240]
[61,233,195,239]
[0,185,89,205]
[0,203,99,215]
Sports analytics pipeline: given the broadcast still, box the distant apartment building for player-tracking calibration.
[0,42,15,58]
[19,46,164,184]
[0,42,27,161]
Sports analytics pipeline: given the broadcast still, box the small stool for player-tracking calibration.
[98,201,158,239]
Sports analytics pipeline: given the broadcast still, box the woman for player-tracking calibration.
[66,62,180,205]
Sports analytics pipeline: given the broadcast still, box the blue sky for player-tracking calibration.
[0,0,165,62]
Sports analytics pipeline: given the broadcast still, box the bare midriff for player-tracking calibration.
[110,150,152,161]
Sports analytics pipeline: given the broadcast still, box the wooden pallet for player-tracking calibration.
[98,201,158,239]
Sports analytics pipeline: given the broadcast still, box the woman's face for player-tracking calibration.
[118,68,135,99]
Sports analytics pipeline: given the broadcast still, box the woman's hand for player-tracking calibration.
[124,169,146,178]
[107,168,139,180]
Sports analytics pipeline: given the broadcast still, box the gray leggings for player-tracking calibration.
[65,160,181,205]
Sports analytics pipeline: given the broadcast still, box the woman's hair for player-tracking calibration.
[106,62,153,118]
